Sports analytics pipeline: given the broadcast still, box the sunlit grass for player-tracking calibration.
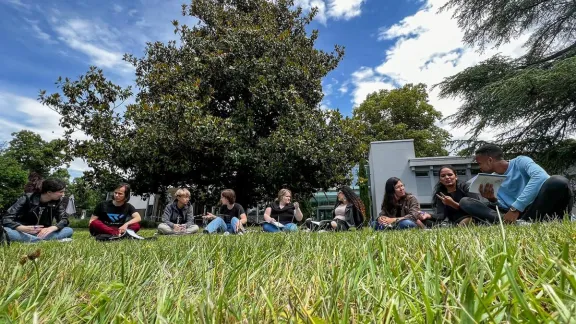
[1,222,576,323]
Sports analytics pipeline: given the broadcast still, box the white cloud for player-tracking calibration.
[348,0,530,141]
[327,0,366,20]
[23,18,57,44]
[2,0,30,9]
[112,4,123,13]
[52,18,133,73]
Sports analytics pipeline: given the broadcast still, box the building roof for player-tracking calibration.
[409,156,474,167]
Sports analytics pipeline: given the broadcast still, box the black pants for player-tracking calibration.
[460,175,573,223]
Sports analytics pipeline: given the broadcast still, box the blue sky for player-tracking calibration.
[0,0,528,177]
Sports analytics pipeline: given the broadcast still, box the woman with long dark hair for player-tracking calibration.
[431,166,478,226]
[306,186,365,231]
[374,177,428,230]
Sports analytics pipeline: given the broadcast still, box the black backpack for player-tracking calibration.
[0,221,9,246]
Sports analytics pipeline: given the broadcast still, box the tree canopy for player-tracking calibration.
[40,0,361,207]
[353,83,451,157]
[438,0,576,170]
[4,130,69,177]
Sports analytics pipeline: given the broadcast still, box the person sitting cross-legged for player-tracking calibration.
[262,189,303,233]
[157,188,199,235]
[373,177,429,230]
[203,189,247,235]
[2,178,73,243]
[306,186,365,232]
[459,144,573,224]
[89,183,142,237]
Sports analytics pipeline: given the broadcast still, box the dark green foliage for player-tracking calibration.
[39,0,361,207]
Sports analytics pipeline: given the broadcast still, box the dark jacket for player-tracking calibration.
[161,200,194,228]
[2,193,69,230]
[433,181,479,222]
[379,194,420,221]
[332,203,364,228]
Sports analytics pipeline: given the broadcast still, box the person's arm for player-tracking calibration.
[185,205,195,228]
[54,199,69,229]
[294,202,303,222]
[402,196,420,221]
[162,205,175,229]
[89,215,99,224]
[237,205,247,225]
[2,195,27,230]
[511,157,549,212]
[89,202,103,224]
[433,200,446,221]
[263,207,274,223]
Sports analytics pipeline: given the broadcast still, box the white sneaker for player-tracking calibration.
[58,238,73,242]
[237,232,244,236]
[223,231,230,236]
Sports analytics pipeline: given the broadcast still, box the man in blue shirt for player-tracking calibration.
[460,144,573,223]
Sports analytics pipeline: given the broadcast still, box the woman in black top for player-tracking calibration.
[431,166,479,226]
[306,186,365,231]
[263,189,304,232]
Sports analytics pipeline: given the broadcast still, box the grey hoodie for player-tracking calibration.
[161,201,195,228]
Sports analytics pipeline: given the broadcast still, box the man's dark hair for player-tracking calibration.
[475,144,503,160]
[41,178,67,194]
[116,183,131,202]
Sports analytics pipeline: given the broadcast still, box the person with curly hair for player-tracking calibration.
[306,186,365,231]
[373,177,429,230]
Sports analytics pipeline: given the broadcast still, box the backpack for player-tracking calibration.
[0,221,10,246]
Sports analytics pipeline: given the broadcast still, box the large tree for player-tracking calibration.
[438,0,576,171]
[0,154,28,212]
[39,0,361,207]
[4,130,69,177]
[353,83,451,157]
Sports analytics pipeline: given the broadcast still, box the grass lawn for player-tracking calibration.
[1,222,576,323]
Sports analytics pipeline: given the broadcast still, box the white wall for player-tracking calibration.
[369,140,417,219]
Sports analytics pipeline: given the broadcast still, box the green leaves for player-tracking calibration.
[353,83,451,158]
[39,0,357,206]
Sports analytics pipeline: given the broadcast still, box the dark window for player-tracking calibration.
[415,171,429,177]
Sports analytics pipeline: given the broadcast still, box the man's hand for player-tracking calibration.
[37,226,58,239]
[203,213,216,220]
[418,212,432,220]
[293,202,299,209]
[479,184,497,202]
[19,225,43,234]
[503,210,520,223]
[118,224,129,235]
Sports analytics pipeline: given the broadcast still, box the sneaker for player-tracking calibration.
[318,230,327,233]
[237,232,244,236]
[58,238,73,242]
[516,220,532,226]
[203,229,209,234]
[223,231,230,236]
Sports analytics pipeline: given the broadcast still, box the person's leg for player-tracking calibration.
[229,217,239,234]
[43,227,74,240]
[457,217,473,227]
[205,218,226,233]
[459,198,500,224]
[4,227,40,243]
[396,219,418,230]
[334,220,349,232]
[185,224,199,234]
[262,223,280,232]
[89,219,120,236]
[127,223,141,232]
[522,175,574,221]
[372,220,387,231]
[157,223,175,235]
[282,223,298,232]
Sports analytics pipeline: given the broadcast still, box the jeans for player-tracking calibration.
[205,217,240,234]
[372,219,418,230]
[157,223,199,235]
[262,222,298,232]
[5,227,74,243]
[460,175,574,223]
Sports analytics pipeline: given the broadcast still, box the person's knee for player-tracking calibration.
[186,225,199,234]
[285,223,298,232]
[330,221,337,229]
[547,175,571,190]
[61,227,74,237]
[397,219,417,229]
[157,223,172,234]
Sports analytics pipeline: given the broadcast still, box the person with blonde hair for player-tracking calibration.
[157,188,199,235]
[262,189,303,232]
[203,189,247,235]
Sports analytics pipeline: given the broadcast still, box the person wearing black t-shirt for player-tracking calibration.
[89,183,142,236]
[203,189,247,234]
[263,189,304,232]
[428,166,480,226]
[2,178,73,242]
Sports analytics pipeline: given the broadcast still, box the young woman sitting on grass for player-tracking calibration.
[306,186,365,231]
[430,166,479,227]
[262,189,303,232]
[373,177,430,230]
[157,188,199,235]
[89,183,142,237]
[203,189,247,235]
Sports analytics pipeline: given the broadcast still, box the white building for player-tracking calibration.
[368,139,480,218]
